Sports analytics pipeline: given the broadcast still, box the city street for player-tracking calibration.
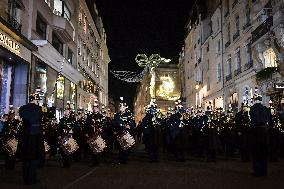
[1,148,284,189]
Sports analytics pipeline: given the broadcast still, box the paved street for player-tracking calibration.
[1,148,284,189]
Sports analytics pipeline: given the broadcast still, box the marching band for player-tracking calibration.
[1,93,284,181]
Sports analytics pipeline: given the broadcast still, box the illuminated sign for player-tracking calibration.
[275,83,284,91]
[0,29,20,53]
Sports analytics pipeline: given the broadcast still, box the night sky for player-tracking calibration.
[95,0,194,108]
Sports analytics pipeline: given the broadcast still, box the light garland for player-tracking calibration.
[111,54,171,83]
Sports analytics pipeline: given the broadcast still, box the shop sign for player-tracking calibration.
[0,29,20,53]
[274,83,284,91]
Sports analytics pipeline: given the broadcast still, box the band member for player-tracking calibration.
[249,95,271,177]
[142,100,162,162]
[1,106,21,170]
[18,95,44,185]
[169,100,188,162]
[113,97,135,164]
[58,104,77,168]
[235,103,250,162]
[85,102,105,167]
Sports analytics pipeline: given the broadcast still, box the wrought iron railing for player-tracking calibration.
[244,60,253,71]
[226,73,232,82]
[234,67,242,76]
[233,31,240,41]
[225,41,231,48]
[252,16,273,43]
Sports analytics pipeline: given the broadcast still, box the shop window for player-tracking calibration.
[52,32,63,55]
[36,13,47,39]
[70,82,76,105]
[56,75,64,100]
[35,60,47,94]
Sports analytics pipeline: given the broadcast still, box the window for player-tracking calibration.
[227,55,232,75]
[63,4,71,21]
[217,63,221,82]
[244,2,250,25]
[35,59,47,94]
[207,77,210,91]
[217,17,220,31]
[263,48,277,68]
[207,60,210,71]
[227,23,230,41]
[67,48,73,64]
[217,39,221,54]
[36,13,47,39]
[235,15,239,33]
[245,40,252,64]
[77,38,81,55]
[52,32,63,55]
[53,0,71,21]
[235,47,241,69]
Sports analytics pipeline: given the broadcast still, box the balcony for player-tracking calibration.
[0,11,22,32]
[225,41,231,48]
[226,73,232,82]
[52,14,74,42]
[251,16,273,44]
[233,31,240,41]
[244,60,253,71]
[234,67,242,76]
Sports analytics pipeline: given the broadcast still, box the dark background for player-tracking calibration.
[93,0,195,109]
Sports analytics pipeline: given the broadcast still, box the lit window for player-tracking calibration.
[263,48,277,68]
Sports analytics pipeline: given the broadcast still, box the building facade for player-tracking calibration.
[0,0,110,118]
[179,0,284,112]
[77,0,110,110]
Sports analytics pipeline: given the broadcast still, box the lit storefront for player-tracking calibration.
[0,22,37,115]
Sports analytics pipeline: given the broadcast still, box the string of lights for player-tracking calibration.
[111,54,171,83]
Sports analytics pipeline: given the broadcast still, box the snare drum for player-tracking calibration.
[88,135,107,154]
[60,137,79,155]
[2,137,18,156]
[117,132,135,150]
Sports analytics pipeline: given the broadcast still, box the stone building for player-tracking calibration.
[179,0,284,112]
[77,0,110,110]
[0,0,110,118]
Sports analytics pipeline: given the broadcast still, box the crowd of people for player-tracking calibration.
[0,94,284,185]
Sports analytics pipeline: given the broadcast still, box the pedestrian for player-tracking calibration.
[249,95,270,177]
[18,95,44,185]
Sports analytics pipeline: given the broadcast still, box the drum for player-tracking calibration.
[44,141,50,152]
[88,135,107,154]
[2,137,18,156]
[60,137,79,155]
[117,132,135,150]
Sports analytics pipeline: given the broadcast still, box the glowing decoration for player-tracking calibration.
[156,76,175,97]
[155,72,181,101]
[111,54,171,83]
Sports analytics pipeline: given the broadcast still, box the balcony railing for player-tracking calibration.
[234,67,242,76]
[252,16,273,44]
[232,0,238,9]
[233,31,240,41]
[8,16,22,32]
[226,73,232,82]
[225,41,231,48]
[225,11,229,18]
[243,22,251,30]
[244,60,253,71]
